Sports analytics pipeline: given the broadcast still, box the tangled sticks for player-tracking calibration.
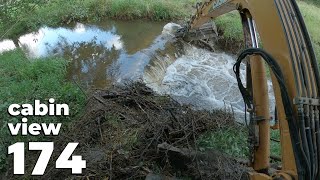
[39,83,248,180]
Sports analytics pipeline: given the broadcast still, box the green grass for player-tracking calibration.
[301,0,320,7]
[298,1,320,64]
[103,0,194,20]
[0,0,195,39]
[197,125,249,158]
[215,11,243,42]
[213,2,320,61]
[270,130,281,158]
[0,49,86,171]
[198,126,281,160]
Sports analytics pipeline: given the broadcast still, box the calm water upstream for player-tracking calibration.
[1,20,168,88]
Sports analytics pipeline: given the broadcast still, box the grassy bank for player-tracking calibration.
[215,2,320,61]
[0,50,86,171]
[299,1,320,63]
[0,0,195,39]
[28,0,194,25]
[215,12,243,42]
[2,0,318,59]
[302,0,320,7]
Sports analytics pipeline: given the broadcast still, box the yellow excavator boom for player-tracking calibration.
[181,0,320,179]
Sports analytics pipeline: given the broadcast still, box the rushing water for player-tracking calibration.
[0,21,275,121]
[144,45,276,120]
[144,46,244,112]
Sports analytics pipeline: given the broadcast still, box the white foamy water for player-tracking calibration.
[144,45,275,122]
[0,40,16,54]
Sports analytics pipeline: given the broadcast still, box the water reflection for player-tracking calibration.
[19,23,123,58]
[0,20,166,88]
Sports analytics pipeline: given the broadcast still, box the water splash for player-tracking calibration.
[144,45,275,121]
[0,40,16,53]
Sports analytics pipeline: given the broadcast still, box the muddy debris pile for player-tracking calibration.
[40,83,248,179]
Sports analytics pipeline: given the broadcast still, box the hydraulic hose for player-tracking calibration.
[233,48,307,179]
[288,1,320,178]
[304,106,316,179]
[315,107,320,179]
[282,1,319,177]
[289,0,320,92]
[298,105,312,179]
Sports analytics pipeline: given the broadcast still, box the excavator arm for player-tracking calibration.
[180,0,320,179]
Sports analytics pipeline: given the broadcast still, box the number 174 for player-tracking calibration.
[8,142,86,175]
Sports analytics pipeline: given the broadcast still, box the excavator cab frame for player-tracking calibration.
[181,0,320,179]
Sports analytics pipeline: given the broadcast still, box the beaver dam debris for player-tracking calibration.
[53,84,249,179]
[7,83,249,179]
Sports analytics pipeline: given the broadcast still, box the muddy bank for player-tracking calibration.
[6,83,249,180]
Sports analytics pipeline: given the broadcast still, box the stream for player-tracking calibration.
[0,20,275,121]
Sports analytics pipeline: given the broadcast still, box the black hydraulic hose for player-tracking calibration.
[310,107,319,179]
[287,1,320,178]
[298,105,312,180]
[279,0,307,96]
[289,2,320,178]
[305,106,316,179]
[315,107,320,179]
[274,107,278,126]
[284,1,319,176]
[304,105,317,179]
[283,0,316,97]
[290,0,320,92]
[234,48,307,179]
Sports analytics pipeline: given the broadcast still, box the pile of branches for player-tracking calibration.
[14,83,248,180]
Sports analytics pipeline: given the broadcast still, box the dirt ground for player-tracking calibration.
[5,83,249,180]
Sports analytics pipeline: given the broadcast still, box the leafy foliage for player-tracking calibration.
[0,0,47,39]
